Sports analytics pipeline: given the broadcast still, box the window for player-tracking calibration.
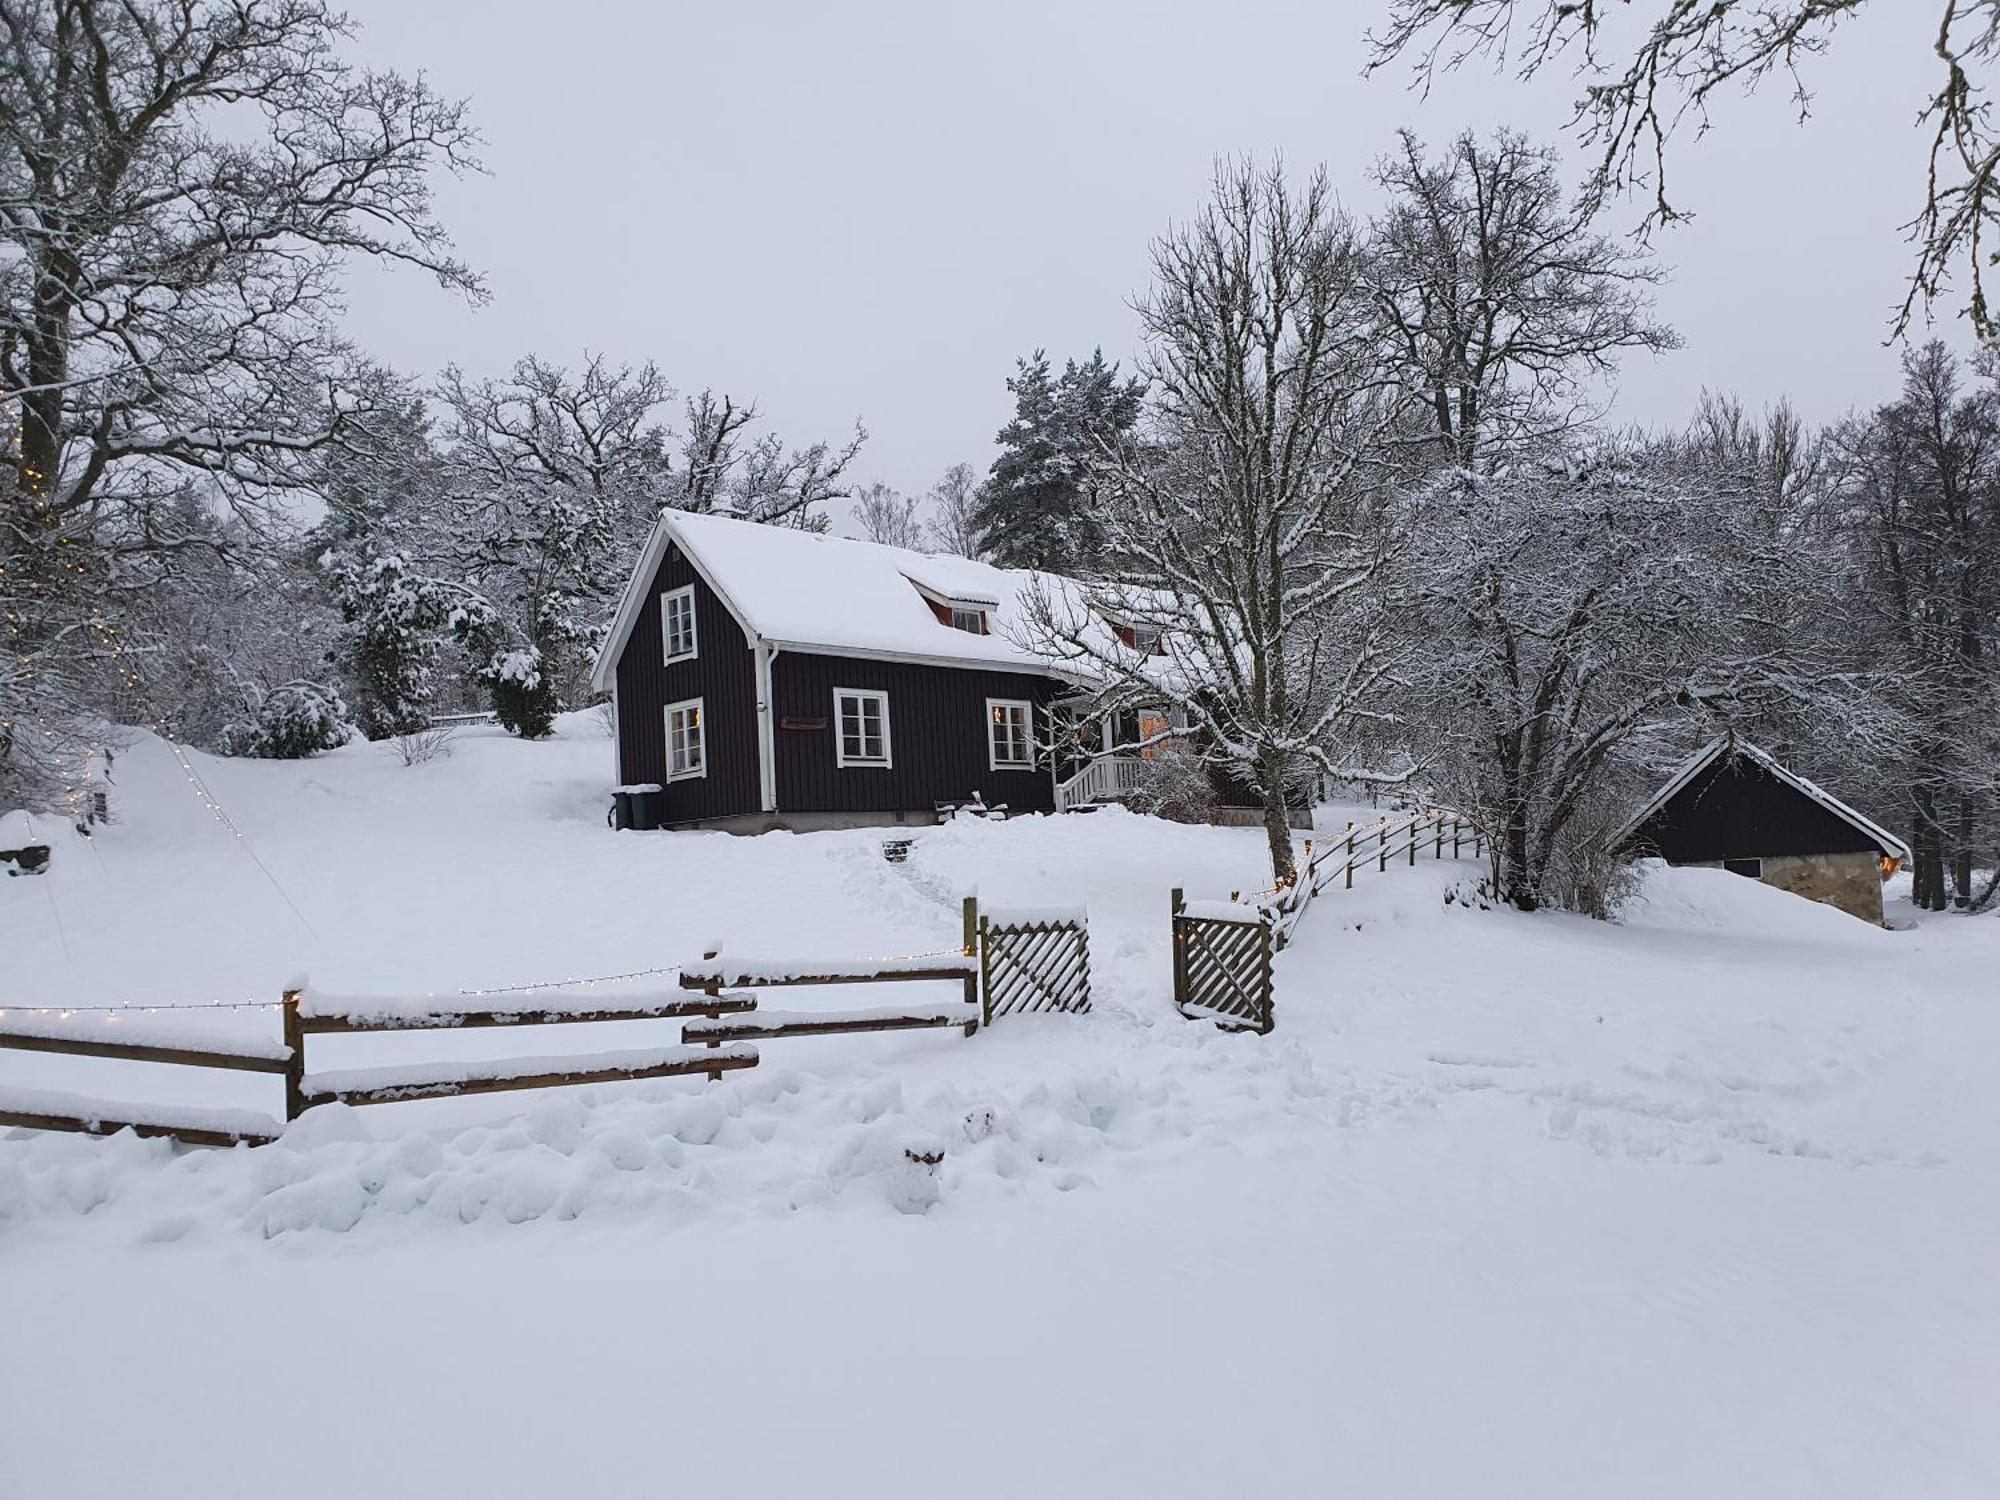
[950,607,986,634]
[835,689,891,768]
[665,698,705,781]
[662,585,698,663]
[988,699,1033,770]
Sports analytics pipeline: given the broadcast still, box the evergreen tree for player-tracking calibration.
[970,350,1143,572]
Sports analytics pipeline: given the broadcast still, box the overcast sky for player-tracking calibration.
[338,2,1967,510]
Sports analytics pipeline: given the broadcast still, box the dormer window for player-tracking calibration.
[905,573,998,636]
[1114,622,1166,656]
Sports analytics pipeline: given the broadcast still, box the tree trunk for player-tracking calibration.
[1951,792,1974,908]
[1257,759,1297,888]
[1911,785,1947,912]
[1502,802,1537,912]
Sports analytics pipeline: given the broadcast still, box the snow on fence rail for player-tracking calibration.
[1265,808,1485,950]
[0,982,757,1146]
[3,900,1099,1148]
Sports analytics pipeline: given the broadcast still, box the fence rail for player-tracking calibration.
[4,903,1099,1147]
[1267,808,1485,949]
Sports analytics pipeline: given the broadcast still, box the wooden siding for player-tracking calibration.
[613,544,760,823]
[771,652,1060,815]
[1625,753,1892,863]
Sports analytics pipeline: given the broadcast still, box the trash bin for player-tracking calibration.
[608,789,634,830]
[625,783,663,831]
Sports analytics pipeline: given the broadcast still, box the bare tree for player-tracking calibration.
[0,0,479,804]
[1366,0,2000,338]
[924,462,985,558]
[1404,438,1895,913]
[672,389,864,528]
[1831,342,2000,909]
[851,482,925,549]
[1367,129,1678,469]
[1028,159,1405,887]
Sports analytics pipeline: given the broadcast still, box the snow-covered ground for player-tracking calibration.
[3,716,1996,1499]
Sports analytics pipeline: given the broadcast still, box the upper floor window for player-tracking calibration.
[663,585,698,662]
[988,699,1033,770]
[666,697,705,781]
[835,688,892,768]
[950,607,987,634]
[1115,622,1165,656]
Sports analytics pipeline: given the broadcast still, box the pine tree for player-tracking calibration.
[970,350,1143,572]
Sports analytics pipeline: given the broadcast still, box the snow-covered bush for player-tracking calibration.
[222,681,353,759]
[394,726,455,766]
[1124,743,1220,825]
[484,647,557,739]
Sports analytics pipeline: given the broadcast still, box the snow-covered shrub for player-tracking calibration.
[222,680,353,759]
[394,725,455,766]
[484,647,557,739]
[1123,743,1219,824]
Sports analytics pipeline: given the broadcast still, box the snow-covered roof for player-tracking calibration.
[1610,738,1911,862]
[592,509,1131,689]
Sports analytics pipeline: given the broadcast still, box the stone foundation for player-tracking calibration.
[1755,851,1887,924]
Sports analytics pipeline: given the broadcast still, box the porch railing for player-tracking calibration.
[1055,755,1145,812]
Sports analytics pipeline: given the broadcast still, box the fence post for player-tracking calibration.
[1170,887,1186,1012]
[1453,820,1462,859]
[963,895,982,1031]
[281,988,305,1124]
[700,977,725,1080]
[1258,916,1275,1035]
[1408,816,1417,866]
[1433,815,1443,859]
[1345,821,1355,890]
[1377,818,1387,873]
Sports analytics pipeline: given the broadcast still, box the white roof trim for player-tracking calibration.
[1611,737,1911,862]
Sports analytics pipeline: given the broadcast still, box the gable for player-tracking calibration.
[1621,749,1904,863]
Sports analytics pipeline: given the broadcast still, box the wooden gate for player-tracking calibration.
[1171,889,1274,1034]
[972,899,1091,1023]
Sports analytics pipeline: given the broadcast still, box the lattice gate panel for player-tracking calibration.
[1171,897,1274,1034]
[979,917,1092,1022]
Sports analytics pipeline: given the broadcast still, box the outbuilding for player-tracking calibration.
[1610,739,1909,924]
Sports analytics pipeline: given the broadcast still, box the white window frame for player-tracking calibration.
[834,687,892,769]
[662,585,698,664]
[987,698,1034,771]
[665,696,706,782]
[950,606,986,634]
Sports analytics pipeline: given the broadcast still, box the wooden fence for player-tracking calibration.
[1170,890,1274,1034]
[0,988,757,1145]
[974,898,1091,1024]
[1268,808,1484,949]
[3,900,1100,1148]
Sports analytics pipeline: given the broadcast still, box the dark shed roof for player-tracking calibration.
[1612,740,1911,865]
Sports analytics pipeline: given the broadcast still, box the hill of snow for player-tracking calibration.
[3,715,1996,1498]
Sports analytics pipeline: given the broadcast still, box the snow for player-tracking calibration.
[1176,897,1272,923]
[680,953,978,983]
[0,1084,281,1140]
[301,1043,758,1099]
[980,902,1088,925]
[297,986,715,1027]
[3,719,1998,1497]
[596,507,1130,684]
[0,1006,292,1060]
